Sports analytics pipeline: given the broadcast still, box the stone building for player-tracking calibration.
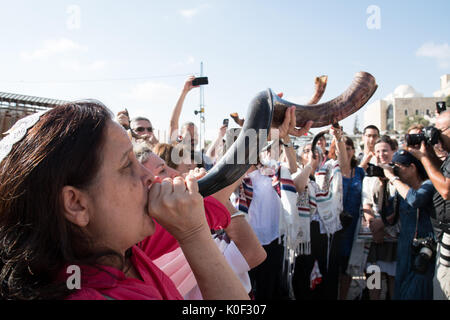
[363,74,450,133]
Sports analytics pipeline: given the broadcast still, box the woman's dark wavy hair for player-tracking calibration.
[0,101,123,300]
[328,136,358,168]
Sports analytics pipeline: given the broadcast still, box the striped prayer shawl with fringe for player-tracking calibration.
[296,159,343,255]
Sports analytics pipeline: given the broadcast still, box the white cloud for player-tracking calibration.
[20,38,107,72]
[416,42,450,69]
[126,81,178,105]
[171,55,196,69]
[178,3,210,20]
[89,60,108,70]
[179,8,199,19]
[58,59,108,72]
[20,38,87,61]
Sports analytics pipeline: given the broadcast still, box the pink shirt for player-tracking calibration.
[65,196,230,300]
[66,245,183,300]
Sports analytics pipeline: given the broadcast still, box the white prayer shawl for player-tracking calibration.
[278,164,303,299]
[296,159,344,256]
[313,159,343,235]
[296,187,313,255]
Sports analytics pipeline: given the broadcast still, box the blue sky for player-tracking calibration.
[1,0,449,143]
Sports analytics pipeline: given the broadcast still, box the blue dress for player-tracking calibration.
[340,167,365,258]
[391,180,436,300]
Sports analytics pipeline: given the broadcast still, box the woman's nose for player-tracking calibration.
[141,163,156,188]
[166,166,180,179]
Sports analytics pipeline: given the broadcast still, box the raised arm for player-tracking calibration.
[293,150,318,193]
[278,106,313,174]
[359,151,375,171]
[205,124,227,160]
[223,200,267,269]
[408,142,450,200]
[168,76,198,143]
[330,124,350,175]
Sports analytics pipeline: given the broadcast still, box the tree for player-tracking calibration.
[353,115,361,135]
[401,115,430,133]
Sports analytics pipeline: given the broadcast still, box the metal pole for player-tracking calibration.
[199,61,205,151]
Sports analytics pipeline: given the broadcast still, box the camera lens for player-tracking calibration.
[414,250,432,274]
[366,163,385,178]
[405,133,425,146]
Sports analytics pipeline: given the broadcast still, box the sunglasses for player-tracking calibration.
[134,127,153,133]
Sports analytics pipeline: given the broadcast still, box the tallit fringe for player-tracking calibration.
[299,242,311,255]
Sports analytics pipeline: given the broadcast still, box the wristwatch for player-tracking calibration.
[280,139,294,148]
[389,176,400,184]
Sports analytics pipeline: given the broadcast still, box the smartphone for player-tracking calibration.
[436,101,446,114]
[223,119,229,127]
[192,77,209,86]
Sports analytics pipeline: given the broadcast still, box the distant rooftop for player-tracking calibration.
[0,92,70,134]
[0,91,69,111]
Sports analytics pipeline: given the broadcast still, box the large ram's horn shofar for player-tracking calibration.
[198,71,377,197]
[271,71,377,128]
[230,74,329,127]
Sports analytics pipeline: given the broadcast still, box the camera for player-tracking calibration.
[223,119,229,127]
[405,126,441,146]
[411,236,436,274]
[365,163,399,178]
[192,77,209,86]
[436,101,446,114]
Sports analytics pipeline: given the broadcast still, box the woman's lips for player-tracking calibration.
[153,176,163,184]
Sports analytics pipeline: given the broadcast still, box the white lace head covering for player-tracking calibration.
[0,109,52,164]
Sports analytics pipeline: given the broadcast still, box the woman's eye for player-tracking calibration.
[124,161,132,169]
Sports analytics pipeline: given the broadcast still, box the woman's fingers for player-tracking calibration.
[290,106,296,128]
[186,173,199,195]
[160,178,174,194]
[173,176,187,194]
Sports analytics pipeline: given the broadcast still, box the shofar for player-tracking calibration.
[230,75,328,127]
[198,71,377,197]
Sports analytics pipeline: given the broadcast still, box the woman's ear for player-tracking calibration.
[61,186,90,227]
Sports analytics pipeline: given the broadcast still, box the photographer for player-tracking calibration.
[362,135,398,300]
[380,149,436,300]
[407,110,450,299]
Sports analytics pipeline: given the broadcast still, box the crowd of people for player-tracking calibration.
[0,76,449,300]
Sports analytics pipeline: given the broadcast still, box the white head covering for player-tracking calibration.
[0,110,51,164]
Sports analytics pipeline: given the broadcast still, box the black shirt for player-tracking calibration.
[432,154,450,239]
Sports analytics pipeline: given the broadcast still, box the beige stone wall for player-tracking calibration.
[394,97,442,132]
